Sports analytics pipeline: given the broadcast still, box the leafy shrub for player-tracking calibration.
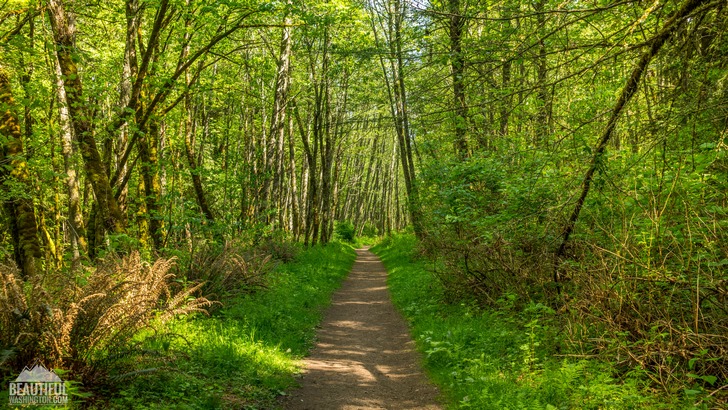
[415,146,728,405]
[335,220,356,243]
[360,223,378,237]
[0,253,211,392]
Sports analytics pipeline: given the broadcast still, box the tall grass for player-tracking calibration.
[372,234,696,409]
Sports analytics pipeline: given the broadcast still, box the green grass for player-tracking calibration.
[102,242,356,410]
[372,234,693,410]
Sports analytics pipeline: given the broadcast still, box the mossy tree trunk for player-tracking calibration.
[0,65,42,278]
[53,55,87,265]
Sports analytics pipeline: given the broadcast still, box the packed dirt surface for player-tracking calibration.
[283,248,442,410]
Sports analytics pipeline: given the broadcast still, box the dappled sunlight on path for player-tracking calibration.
[283,248,441,410]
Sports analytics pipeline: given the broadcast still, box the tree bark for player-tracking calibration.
[534,0,552,147]
[53,54,87,263]
[184,93,215,226]
[137,118,164,249]
[370,0,423,237]
[287,113,300,239]
[181,5,215,230]
[295,98,318,246]
[264,7,293,227]
[116,0,141,213]
[0,65,41,278]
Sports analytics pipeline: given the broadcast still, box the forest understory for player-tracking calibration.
[1,0,727,408]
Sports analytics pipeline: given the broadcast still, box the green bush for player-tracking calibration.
[361,223,378,237]
[335,220,356,243]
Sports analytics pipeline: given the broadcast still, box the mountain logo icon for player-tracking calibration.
[13,365,62,383]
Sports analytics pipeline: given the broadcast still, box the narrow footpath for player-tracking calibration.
[284,248,442,410]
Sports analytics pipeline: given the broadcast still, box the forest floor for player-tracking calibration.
[282,248,442,410]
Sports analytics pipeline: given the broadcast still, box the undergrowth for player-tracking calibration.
[0,252,212,406]
[102,242,356,409]
[183,240,278,305]
[372,234,701,410]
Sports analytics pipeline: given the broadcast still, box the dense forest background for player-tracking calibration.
[1,0,727,406]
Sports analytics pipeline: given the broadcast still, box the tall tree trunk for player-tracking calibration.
[449,0,469,159]
[53,55,87,264]
[370,0,423,237]
[499,58,512,138]
[318,96,333,243]
[137,118,164,249]
[182,8,215,230]
[393,0,421,237]
[287,113,300,239]
[116,0,141,213]
[264,7,293,228]
[295,99,318,246]
[386,138,398,234]
[313,26,332,244]
[319,59,346,244]
[0,65,41,278]
[499,5,514,139]
[19,15,35,161]
[534,0,552,147]
[135,169,149,247]
[184,94,215,226]
[47,0,125,235]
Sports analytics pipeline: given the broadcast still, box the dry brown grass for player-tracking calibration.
[184,241,274,304]
[0,251,212,387]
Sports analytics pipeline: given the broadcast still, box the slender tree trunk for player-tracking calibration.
[499,59,512,138]
[263,6,293,228]
[19,15,35,161]
[181,9,215,230]
[295,99,318,246]
[184,95,215,225]
[499,6,514,139]
[370,0,423,237]
[392,0,422,237]
[136,118,164,249]
[387,139,398,234]
[319,115,333,243]
[53,55,87,263]
[116,0,141,213]
[287,114,300,239]
[534,0,552,147]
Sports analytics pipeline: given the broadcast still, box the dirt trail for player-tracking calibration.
[283,248,442,410]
